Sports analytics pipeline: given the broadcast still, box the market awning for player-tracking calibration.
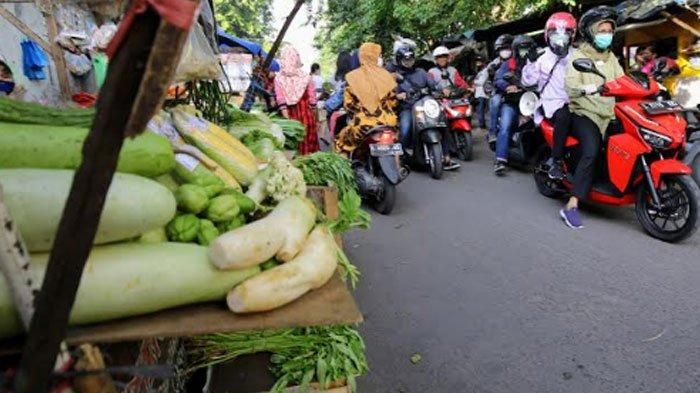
[216,28,280,71]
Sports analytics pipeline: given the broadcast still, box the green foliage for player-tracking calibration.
[214,0,274,42]
[315,0,569,55]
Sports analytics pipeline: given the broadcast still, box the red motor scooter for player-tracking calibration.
[533,58,699,242]
[441,96,474,161]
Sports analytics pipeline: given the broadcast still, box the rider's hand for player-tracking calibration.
[527,46,539,63]
[506,85,520,93]
[581,84,599,95]
[393,72,404,81]
[396,92,407,100]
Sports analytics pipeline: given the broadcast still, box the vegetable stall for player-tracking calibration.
[0,2,370,392]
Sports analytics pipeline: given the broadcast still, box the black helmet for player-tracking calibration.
[494,34,514,51]
[395,45,416,70]
[512,34,535,58]
[579,6,618,44]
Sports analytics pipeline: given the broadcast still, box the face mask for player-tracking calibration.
[0,80,14,95]
[401,58,415,69]
[518,48,529,58]
[499,49,512,59]
[594,33,613,50]
[690,56,700,67]
[377,58,384,67]
[549,31,570,48]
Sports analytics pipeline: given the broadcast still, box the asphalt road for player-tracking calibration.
[345,129,700,393]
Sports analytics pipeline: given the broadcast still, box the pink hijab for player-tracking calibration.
[276,46,310,105]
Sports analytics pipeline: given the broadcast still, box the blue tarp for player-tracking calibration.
[216,28,280,71]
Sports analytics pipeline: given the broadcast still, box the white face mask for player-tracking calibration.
[377,58,384,67]
[499,49,512,59]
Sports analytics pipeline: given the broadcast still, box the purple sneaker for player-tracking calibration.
[560,207,584,229]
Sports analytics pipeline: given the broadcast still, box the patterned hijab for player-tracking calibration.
[345,42,396,112]
[276,46,310,105]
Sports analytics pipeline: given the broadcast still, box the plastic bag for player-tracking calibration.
[65,52,93,76]
[91,23,117,51]
[21,40,48,80]
[174,23,221,83]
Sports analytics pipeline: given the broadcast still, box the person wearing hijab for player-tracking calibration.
[336,42,397,156]
[274,46,319,155]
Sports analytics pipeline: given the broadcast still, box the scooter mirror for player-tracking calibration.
[573,58,606,80]
[572,58,597,73]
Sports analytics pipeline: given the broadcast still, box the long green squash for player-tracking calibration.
[0,96,95,127]
[0,169,177,252]
[0,122,175,178]
[0,242,260,339]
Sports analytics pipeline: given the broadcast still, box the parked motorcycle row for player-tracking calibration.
[328,56,700,243]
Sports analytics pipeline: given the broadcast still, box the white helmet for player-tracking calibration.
[432,46,450,58]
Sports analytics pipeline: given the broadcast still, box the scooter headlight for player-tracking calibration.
[423,99,441,119]
[640,127,672,149]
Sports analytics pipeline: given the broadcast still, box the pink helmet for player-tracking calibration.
[545,12,577,56]
[545,12,577,42]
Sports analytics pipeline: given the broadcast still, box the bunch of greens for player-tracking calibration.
[328,190,371,235]
[190,326,368,393]
[293,152,357,199]
[242,129,284,163]
[271,116,306,150]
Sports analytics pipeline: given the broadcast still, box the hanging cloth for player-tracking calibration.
[21,39,49,80]
[92,52,109,88]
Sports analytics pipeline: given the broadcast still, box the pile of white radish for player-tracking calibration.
[208,196,339,313]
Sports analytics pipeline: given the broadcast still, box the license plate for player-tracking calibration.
[370,143,403,156]
[641,100,683,115]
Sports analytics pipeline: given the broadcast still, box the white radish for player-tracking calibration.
[227,226,337,313]
[208,196,316,270]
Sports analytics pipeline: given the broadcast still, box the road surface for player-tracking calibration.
[346,129,700,393]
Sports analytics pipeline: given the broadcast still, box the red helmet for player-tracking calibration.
[545,12,576,56]
[545,12,577,42]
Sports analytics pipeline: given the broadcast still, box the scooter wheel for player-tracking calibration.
[373,176,396,215]
[635,175,699,243]
[532,145,565,199]
[455,132,474,161]
[428,143,444,180]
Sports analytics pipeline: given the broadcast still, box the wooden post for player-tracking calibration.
[14,3,195,391]
[43,11,72,101]
[0,184,40,329]
[240,0,305,111]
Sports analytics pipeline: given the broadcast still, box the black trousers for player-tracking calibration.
[550,105,572,160]
[570,114,602,200]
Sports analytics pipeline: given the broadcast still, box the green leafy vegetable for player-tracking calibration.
[270,116,306,151]
[242,129,283,150]
[190,326,368,393]
[293,152,357,198]
[328,190,371,234]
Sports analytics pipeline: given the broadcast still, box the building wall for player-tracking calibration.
[0,3,61,105]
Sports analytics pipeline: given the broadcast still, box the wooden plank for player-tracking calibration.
[0,185,40,330]
[63,274,361,344]
[14,5,194,391]
[0,6,52,53]
[42,11,72,101]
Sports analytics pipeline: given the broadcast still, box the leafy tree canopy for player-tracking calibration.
[215,0,274,42]
[314,0,574,55]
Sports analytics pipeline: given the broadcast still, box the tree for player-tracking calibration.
[214,0,274,42]
[315,0,572,55]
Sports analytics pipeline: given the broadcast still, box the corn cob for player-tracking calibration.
[171,108,258,185]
